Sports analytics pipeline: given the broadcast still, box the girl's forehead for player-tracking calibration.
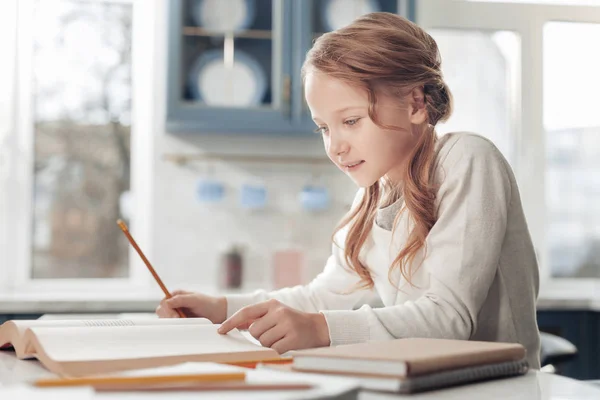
[305,72,368,102]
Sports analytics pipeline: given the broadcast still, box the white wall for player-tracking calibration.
[149,1,355,292]
[151,134,356,291]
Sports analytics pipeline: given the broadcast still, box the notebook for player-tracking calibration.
[260,359,529,394]
[291,338,526,378]
[0,318,279,377]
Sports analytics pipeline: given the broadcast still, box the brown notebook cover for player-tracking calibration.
[291,338,526,377]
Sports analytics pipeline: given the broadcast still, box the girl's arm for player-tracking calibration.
[320,135,522,346]
[225,190,377,319]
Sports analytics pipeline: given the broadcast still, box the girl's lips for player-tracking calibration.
[344,160,365,171]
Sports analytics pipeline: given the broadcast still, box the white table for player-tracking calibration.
[0,352,359,399]
[357,370,600,399]
[2,352,600,400]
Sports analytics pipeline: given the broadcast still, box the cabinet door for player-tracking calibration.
[166,0,294,134]
[291,0,413,133]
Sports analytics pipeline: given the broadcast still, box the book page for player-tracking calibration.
[27,324,276,363]
[94,361,246,377]
[1,318,212,359]
[6,317,212,338]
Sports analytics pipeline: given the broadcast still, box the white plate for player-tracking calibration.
[322,0,380,31]
[191,0,256,33]
[188,49,267,107]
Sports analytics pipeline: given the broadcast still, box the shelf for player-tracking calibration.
[182,27,273,40]
[163,152,330,165]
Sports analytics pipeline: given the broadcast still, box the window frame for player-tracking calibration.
[417,0,600,293]
[0,0,156,298]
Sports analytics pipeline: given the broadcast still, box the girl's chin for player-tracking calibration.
[350,176,380,188]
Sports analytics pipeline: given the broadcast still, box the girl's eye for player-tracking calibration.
[314,126,329,135]
[344,118,360,126]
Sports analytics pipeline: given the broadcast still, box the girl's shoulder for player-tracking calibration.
[435,131,509,171]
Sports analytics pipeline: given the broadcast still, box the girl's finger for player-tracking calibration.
[156,305,175,318]
[234,319,255,330]
[218,302,271,334]
[165,294,195,309]
[247,312,278,339]
[270,335,295,355]
[257,324,287,348]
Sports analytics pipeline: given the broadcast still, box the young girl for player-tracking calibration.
[157,12,541,369]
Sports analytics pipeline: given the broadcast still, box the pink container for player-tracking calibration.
[272,248,304,289]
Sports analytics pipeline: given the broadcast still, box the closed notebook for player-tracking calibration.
[291,338,526,378]
[0,318,279,377]
[260,359,529,394]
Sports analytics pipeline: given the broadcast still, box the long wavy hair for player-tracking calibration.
[301,13,453,289]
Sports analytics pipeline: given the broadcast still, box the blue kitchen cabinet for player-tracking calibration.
[537,310,600,380]
[166,0,296,134]
[166,0,415,135]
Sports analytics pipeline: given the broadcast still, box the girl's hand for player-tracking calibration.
[155,290,227,324]
[217,299,331,354]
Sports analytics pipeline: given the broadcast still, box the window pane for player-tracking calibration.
[467,0,600,5]
[428,29,520,165]
[31,0,132,279]
[544,21,600,278]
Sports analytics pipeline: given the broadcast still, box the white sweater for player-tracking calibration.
[226,132,541,369]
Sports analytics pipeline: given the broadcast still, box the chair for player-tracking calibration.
[539,331,578,373]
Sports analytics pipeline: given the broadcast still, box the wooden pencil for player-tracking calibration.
[224,357,294,369]
[94,381,313,392]
[116,219,186,318]
[34,371,246,388]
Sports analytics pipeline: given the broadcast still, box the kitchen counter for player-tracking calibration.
[0,283,599,313]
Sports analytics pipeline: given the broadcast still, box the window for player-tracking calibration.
[544,22,600,278]
[0,0,155,295]
[31,0,133,279]
[429,29,520,165]
[468,0,600,5]
[418,0,600,287]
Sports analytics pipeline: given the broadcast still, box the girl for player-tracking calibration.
[157,12,541,369]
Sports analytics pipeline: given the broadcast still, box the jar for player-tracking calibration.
[219,245,243,290]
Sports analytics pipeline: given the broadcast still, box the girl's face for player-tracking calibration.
[304,71,427,188]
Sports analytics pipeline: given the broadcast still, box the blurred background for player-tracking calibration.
[0,0,599,380]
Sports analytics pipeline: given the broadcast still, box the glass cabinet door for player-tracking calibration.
[166,0,293,134]
[291,0,409,133]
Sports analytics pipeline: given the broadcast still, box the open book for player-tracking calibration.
[0,318,279,377]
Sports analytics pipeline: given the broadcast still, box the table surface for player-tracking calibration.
[2,352,600,400]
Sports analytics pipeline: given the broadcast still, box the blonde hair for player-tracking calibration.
[301,12,453,289]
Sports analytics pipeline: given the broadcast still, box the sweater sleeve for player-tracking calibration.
[320,136,513,345]
[225,189,377,322]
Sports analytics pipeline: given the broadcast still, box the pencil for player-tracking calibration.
[224,357,294,369]
[117,219,186,318]
[94,381,313,392]
[34,371,246,388]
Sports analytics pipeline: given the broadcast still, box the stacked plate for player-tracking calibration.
[191,0,256,33]
[188,49,267,107]
[188,0,267,107]
[321,0,381,31]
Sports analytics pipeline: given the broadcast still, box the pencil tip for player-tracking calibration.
[116,219,127,230]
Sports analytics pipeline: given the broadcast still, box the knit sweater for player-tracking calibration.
[226,132,541,369]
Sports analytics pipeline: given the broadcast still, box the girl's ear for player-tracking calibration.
[408,86,428,125]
